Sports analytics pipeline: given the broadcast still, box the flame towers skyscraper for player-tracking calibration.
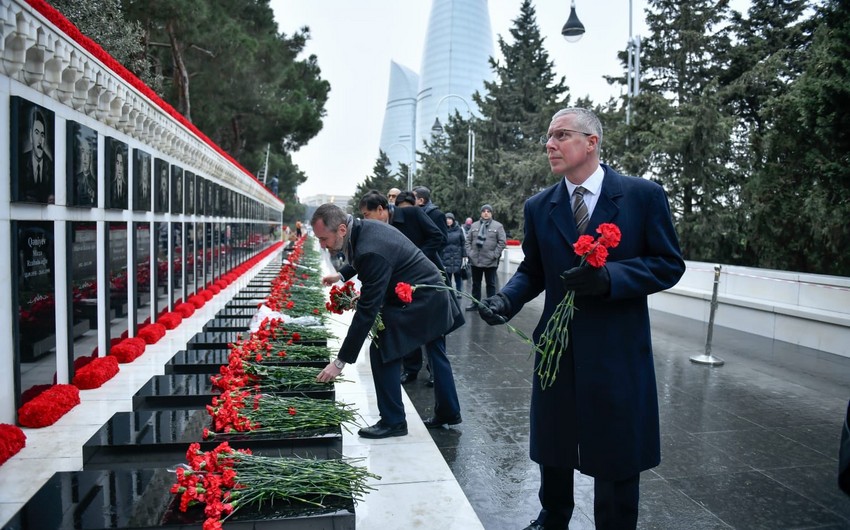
[379,0,494,177]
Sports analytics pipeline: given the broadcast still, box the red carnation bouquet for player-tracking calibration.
[326,281,384,342]
[72,356,120,390]
[0,424,26,466]
[169,442,378,529]
[17,384,80,428]
[535,223,621,389]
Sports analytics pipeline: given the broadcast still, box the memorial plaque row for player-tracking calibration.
[10,96,275,220]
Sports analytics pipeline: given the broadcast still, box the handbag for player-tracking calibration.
[460,261,470,280]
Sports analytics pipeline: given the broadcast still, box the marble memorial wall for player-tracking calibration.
[0,0,284,424]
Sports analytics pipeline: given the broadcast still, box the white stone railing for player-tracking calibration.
[0,0,279,207]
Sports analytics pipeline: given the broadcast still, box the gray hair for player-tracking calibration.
[551,107,603,149]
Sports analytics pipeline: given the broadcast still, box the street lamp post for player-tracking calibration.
[430,94,476,186]
[563,1,640,124]
[388,142,413,191]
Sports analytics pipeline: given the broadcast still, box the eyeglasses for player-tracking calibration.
[539,129,592,145]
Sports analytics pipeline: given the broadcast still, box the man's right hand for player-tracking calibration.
[478,293,511,326]
[322,273,342,286]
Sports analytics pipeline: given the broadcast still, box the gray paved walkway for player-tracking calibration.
[405,276,850,529]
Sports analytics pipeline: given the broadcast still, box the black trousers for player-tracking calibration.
[535,465,640,529]
[469,265,498,301]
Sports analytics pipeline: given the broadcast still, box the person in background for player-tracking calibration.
[463,217,474,236]
[464,204,506,310]
[441,213,466,296]
[477,107,686,530]
[295,220,303,238]
[387,187,401,205]
[413,186,449,242]
[314,203,464,437]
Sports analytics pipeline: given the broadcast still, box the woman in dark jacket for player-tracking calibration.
[441,213,466,295]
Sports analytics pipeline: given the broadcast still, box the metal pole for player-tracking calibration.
[467,127,475,186]
[690,264,725,366]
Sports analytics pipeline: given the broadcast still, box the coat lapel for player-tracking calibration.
[549,179,576,245]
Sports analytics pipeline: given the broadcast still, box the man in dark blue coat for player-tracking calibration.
[478,108,685,529]
[313,203,464,438]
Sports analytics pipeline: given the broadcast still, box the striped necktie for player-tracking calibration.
[573,186,589,234]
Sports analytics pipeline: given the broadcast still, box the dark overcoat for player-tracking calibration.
[440,224,466,275]
[500,165,685,480]
[335,219,464,364]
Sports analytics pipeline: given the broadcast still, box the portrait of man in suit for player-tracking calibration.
[107,139,128,209]
[69,122,97,207]
[14,100,55,204]
[172,167,183,214]
[155,159,169,213]
[134,150,151,212]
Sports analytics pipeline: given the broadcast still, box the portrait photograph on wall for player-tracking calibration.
[185,171,195,215]
[171,165,183,214]
[105,137,129,210]
[197,176,206,216]
[133,149,152,212]
[66,121,97,207]
[10,97,56,204]
[155,158,169,213]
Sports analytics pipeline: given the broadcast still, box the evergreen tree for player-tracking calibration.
[416,113,480,222]
[50,0,163,92]
[630,0,740,262]
[351,151,405,214]
[753,0,850,275]
[469,0,569,236]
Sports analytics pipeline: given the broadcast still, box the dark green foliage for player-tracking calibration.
[50,0,163,92]
[351,151,405,215]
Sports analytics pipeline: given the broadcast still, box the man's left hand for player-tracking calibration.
[561,266,610,296]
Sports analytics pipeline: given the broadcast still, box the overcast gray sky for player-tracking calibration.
[269,1,742,199]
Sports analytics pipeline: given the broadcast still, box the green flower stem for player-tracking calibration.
[242,363,347,390]
[533,290,575,389]
[411,283,533,344]
[224,454,380,511]
[208,395,359,437]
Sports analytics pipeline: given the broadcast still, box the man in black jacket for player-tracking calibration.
[314,203,464,437]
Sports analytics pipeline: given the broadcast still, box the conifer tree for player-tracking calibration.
[470,0,569,235]
[628,0,740,262]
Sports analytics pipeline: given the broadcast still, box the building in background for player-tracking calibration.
[378,0,494,177]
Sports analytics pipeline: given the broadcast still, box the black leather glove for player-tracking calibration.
[561,265,611,296]
[478,293,512,326]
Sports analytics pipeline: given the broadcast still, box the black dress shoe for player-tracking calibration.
[400,371,418,384]
[358,420,408,439]
[521,522,545,530]
[423,413,462,428]
[465,304,478,311]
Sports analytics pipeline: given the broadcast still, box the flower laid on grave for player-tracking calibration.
[170,442,379,529]
[157,310,183,330]
[535,223,621,389]
[174,302,196,318]
[204,393,358,438]
[137,322,167,344]
[17,384,80,428]
[109,337,146,363]
[72,355,119,390]
[0,424,26,466]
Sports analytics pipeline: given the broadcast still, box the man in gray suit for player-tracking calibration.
[314,203,464,438]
